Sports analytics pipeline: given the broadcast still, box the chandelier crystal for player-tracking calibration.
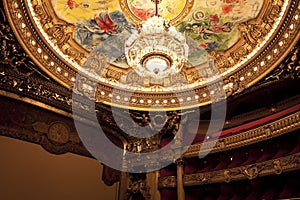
[125,16,189,79]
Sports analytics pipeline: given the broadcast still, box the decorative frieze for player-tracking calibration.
[184,111,300,158]
[158,153,300,188]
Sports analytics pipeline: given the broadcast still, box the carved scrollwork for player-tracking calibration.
[223,75,245,96]
[185,173,209,185]
[0,70,72,108]
[262,43,300,83]
[239,23,264,48]
[241,165,260,180]
[125,136,160,154]
[123,110,194,154]
[273,159,283,175]
[0,10,49,80]
[158,176,176,188]
[209,51,231,71]
[224,170,231,183]
[124,173,151,200]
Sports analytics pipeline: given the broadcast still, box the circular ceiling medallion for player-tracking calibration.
[3,0,300,110]
[48,122,70,144]
[119,0,194,25]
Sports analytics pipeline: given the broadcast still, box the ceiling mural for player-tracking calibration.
[3,0,300,110]
[50,0,263,66]
[177,0,263,65]
[51,0,130,51]
[49,0,265,75]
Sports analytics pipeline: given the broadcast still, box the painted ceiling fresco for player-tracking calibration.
[5,0,298,110]
[51,0,264,67]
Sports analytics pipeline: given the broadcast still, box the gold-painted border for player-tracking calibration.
[184,110,300,158]
[158,152,300,188]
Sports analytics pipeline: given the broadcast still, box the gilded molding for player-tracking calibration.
[158,152,300,188]
[120,109,300,170]
[124,173,151,200]
[159,176,177,188]
[261,42,300,83]
[184,110,300,158]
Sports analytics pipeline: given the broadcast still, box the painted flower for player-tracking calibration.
[209,15,219,25]
[199,43,207,49]
[222,5,232,14]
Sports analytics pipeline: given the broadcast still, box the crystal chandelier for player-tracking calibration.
[125,1,188,79]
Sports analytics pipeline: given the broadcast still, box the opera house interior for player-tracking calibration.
[0,0,299,199]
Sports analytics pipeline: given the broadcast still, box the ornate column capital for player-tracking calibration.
[175,158,185,166]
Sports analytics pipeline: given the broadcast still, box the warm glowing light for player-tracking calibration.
[125,16,188,79]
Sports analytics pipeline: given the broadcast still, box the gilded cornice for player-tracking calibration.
[122,110,300,169]
[184,110,300,158]
[158,152,300,188]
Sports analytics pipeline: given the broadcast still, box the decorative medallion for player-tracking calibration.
[48,122,70,144]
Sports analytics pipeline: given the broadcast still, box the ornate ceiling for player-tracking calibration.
[1,1,300,195]
[3,0,300,110]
